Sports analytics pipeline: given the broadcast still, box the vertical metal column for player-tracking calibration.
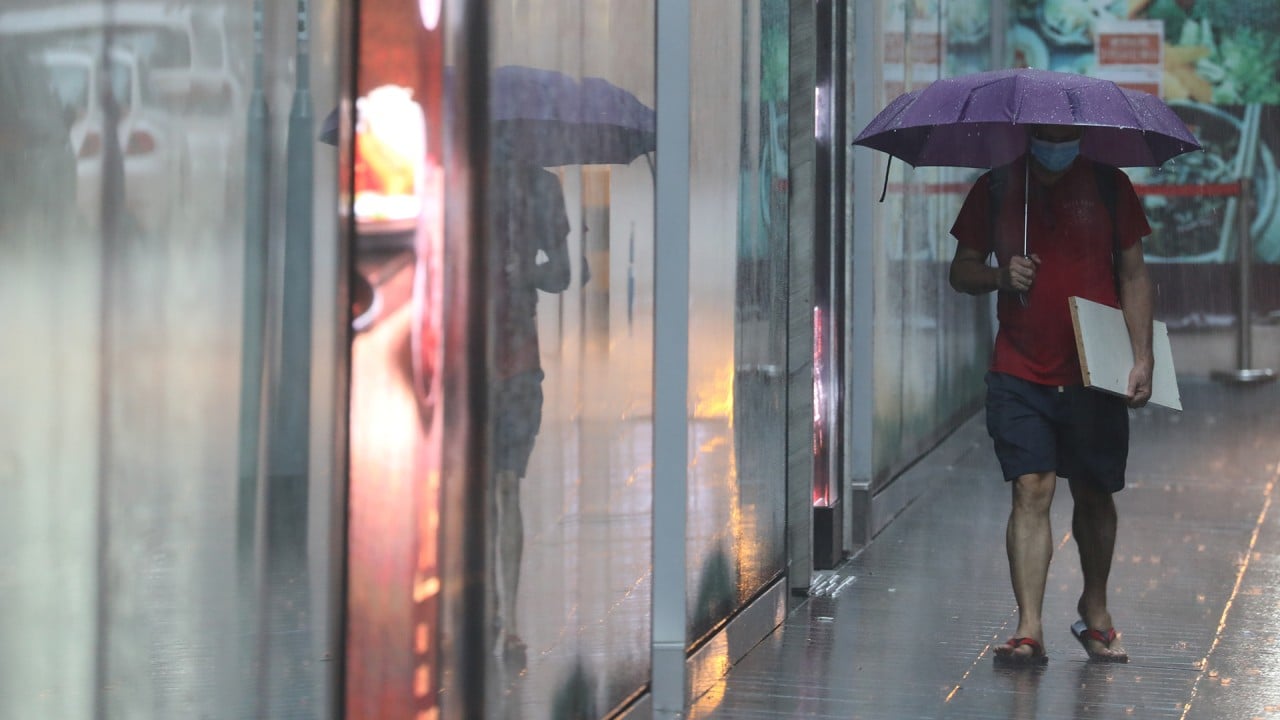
[260,0,316,716]
[331,0,360,714]
[847,1,880,545]
[93,3,125,717]
[812,0,846,570]
[786,0,816,601]
[238,0,270,581]
[438,1,491,717]
[652,0,691,714]
[1212,176,1276,384]
[831,0,848,493]
[236,14,272,717]
[1212,103,1273,384]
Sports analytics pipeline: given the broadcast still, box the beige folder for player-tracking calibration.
[1068,296,1182,411]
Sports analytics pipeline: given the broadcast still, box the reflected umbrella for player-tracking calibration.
[322,66,655,339]
[494,68,656,166]
[320,65,656,167]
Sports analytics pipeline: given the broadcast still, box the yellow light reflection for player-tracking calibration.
[1178,469,1277,720]
[693,361,735,421]
[689,636,731,715]
[412,576,440,602]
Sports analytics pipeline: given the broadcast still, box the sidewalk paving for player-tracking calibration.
[689,378,1280,720]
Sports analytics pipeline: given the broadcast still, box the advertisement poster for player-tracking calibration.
[1012,0,1280,323]
[345,0,445,717]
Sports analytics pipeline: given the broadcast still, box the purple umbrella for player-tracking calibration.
[852,68,1201,168]
[483,66,656,166]
[322,65,655,167]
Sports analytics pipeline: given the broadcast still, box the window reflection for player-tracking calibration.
[684,0,789,645]
[345,2,445,719]
[484,6,657,717]
[0,0,340,716]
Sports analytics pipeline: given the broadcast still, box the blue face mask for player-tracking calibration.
[1030,137,1081,172]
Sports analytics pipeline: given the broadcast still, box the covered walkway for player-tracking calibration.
[690,378,1280,719]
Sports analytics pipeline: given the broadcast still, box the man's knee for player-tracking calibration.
[1068,478,1116,513]
[495,470,520,500]
[1012,472,1056,512]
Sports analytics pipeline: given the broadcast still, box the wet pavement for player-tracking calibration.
[689,377,1280,719]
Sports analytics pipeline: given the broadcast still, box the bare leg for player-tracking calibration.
[1068,478,1127,658]
[1005,472,1057,657]
[494,469,523,642]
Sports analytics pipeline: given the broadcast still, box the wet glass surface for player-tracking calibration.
[861,1,999,490]
[684,0,789,645]
[482,4,657,718]
[0,1,342,717]
[482,3,791,715]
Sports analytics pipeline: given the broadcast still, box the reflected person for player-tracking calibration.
[949,124,1152,665]
[488,160,571,664]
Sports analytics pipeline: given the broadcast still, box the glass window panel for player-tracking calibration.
[685,0,789,644]
[0,0,342,717]
[485,2,656,717]
[864,0,993,486]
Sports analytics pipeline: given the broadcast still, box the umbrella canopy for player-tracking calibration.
[852,68,1201,168]
[489,66,655,166]
[322,65,655,167]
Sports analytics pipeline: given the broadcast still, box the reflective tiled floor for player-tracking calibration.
[690,378,1280,719]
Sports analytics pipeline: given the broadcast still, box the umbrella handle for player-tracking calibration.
[1020,161,1029,307]
[1022,160,1029,257]
[878,157,892,203]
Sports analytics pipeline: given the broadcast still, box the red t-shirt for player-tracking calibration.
[490,166,571,380]
[950,157,1151,386]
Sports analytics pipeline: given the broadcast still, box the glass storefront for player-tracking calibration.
[848,1,996,495]
[685,0,790,643]
[1,0,800,715]
[480,3,658,717]
[0,0,345,717]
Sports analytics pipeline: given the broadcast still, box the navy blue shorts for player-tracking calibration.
[984,371,1129,493]
[492,369,545,477]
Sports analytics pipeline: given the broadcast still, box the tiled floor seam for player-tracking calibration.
[1176,467,1278,720]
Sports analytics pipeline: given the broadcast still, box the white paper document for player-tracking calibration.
[1068,296,1182,411]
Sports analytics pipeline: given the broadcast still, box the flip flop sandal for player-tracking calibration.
[993,637,1049,667]
[1071,619,1129,663]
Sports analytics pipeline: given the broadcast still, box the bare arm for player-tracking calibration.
[1116,241,1154,407]
[530,233,571,293]
[528,172,572,293]
[949,245,1040,295]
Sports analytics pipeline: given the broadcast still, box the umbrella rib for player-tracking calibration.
[1116,91,1155,163]
[1011,74,1028,123]
[1117,91,1148,129]
[955,91,977,125]
[1066,87,1084,124]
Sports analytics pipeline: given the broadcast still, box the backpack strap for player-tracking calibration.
[1092,162,1120,254]
[987,164,1011,255]
[1091,162,1123,294]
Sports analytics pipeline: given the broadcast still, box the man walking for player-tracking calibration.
[948,124,1153,665]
